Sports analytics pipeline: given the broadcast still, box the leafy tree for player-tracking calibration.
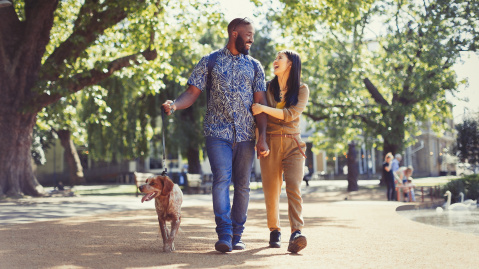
[266,0,478,161]
[31,1,226,186]
[36,95,87,185]
[455,118,479,168]
[0,0,197,197]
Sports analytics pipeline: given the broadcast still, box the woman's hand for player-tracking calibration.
[251,103,264,116]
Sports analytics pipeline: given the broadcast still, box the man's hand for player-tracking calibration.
[161,100,176,116]
[256,137,270,159]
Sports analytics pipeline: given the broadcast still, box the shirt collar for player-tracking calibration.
[223,46,244,59]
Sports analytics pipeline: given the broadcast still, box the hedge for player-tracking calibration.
[441,174,479,203]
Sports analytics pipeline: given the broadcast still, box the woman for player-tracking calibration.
[252,50,309,253]
[383,153,395,201]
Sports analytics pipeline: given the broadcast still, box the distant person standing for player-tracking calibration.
[391,154,401,173]
[383,153,395,201]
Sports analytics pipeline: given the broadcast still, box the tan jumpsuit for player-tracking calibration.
[260,83,310,233]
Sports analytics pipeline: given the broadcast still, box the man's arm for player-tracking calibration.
[254,91,269,158]
[162,85,202,115]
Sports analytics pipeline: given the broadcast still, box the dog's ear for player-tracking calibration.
[160,176,174,196]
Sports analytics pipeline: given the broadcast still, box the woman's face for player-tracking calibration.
[273,52,292,77]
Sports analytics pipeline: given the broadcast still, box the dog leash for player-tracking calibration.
[161,109,168,176]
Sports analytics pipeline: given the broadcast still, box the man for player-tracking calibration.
[162,17,269,253]
[391,154,401,173]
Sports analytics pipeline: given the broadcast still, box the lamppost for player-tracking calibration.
[0,1,12,8]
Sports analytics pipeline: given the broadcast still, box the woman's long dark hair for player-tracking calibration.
[269,50,301,108]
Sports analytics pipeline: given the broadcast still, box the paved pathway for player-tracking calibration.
[1,177,477,269]
[0,179,379,225]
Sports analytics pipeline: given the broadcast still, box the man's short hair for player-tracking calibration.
[228,17,253,37]
[395,153,402,159]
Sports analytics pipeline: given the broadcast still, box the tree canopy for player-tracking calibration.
[1,0,478,197]
[0,0,224,196]
[266,0,478,156]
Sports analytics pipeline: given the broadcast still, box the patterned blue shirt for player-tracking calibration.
[187,47,266,142]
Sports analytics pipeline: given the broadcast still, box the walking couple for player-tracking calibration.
[162,17,310,253]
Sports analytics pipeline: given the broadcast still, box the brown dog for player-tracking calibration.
[139,175,183,252]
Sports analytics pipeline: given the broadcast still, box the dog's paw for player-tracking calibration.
[163,244,175,252]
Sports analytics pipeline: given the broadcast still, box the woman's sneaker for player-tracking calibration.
[287,230,307,253]
[269,230,281,248]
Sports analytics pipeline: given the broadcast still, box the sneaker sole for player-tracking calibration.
[287,236,307,253]
[233,244,246,250]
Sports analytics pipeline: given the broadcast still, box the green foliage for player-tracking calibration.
[455,118,479,165]
[31,127,56,166]
[34,0,227,164]
[269,0,478,155]
[442,174,479,202]
[249,26,277,78]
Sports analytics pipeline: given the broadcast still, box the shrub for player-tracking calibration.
[442,174,479,203]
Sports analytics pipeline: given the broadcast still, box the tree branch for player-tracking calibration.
[363,78,390,106]
[351,114,379,128]
[40,0,140,81]
[32,48,157,111]
[14,0,58,107]
[303,112,329,122]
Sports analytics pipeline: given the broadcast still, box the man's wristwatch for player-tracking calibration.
[169,101,175,114]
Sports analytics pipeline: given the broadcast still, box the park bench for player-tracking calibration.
[186,173,212,194]
[134,172,155,197]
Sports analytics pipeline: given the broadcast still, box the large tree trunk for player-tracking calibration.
[0,112,44,197]
[56,129,86,185]
[186,146,202,174]
[0,0,58,197]
[380,111,405,186]
[347,143,359,192]
[383,111,405,155]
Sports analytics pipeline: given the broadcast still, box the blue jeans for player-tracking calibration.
[205,136,255,237]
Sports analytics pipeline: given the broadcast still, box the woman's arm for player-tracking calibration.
[252,104,284,119]
[251,84,310,121]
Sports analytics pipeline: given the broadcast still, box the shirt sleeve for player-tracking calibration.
[252,59,266,93]
[283,84,310,122]
[187,55,209,92]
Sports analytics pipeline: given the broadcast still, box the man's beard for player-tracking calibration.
[235,35,251,55]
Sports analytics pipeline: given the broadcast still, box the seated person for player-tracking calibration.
[394,166,414,202]
[403,177,416,202]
